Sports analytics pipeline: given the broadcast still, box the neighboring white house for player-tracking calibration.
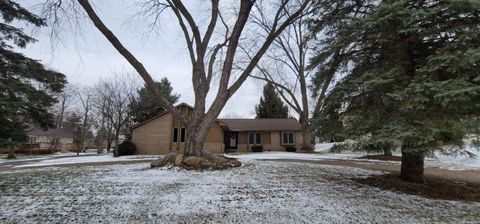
[23,128,75,152]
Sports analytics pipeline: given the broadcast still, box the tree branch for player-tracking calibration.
[77,0,187,124]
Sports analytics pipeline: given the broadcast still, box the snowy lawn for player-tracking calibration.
[0,151,157,169]
[12,154,158,168]
[311,143,480,171]
[0,161,479,223]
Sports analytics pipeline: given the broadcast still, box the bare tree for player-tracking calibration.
[92,73,139,157]
[44,0,312,158]
[92,87,115,153]
[53,84,76,129]
[247,13,316,150]
[77,87,92,155]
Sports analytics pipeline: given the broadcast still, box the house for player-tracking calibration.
[131,103,304,154]
[22,128,76,153]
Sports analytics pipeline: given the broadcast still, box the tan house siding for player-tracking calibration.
[238,132,247,144]
[295,132,304,149]
[204,122,224,154]
[132,104,305,155]
[132,113,173,154]
[269,132,281,150]
[262,132,271,144]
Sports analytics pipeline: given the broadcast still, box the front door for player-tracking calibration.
[224,132,238,152]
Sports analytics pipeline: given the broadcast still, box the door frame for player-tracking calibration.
[224,131,238,150]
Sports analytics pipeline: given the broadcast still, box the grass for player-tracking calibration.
[0,161,479,223]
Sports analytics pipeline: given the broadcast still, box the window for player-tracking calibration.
[248,132,262,145]
[29,136,37,143]
[282,132,294,145]
[255,133,261,144]
[248,132,254,144]
[172,128,178,143]
[180,128,186,142]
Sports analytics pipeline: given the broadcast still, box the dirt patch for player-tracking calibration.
[354,173,480,202]
[358,155,401,161]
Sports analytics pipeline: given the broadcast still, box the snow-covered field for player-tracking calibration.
[0,161,478,223]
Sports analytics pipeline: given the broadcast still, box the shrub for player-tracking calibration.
[330,143,351,153]
[118,140,136,156]
[251,145,263,152]
[472,139,480,148]
[285,146,297,152]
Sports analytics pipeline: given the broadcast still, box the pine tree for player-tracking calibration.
[130,78,180,123]
[255,83,289,118]
[310,0,480,183]
[0,0,66,158]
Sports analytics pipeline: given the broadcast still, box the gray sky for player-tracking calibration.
[17,0,268,118]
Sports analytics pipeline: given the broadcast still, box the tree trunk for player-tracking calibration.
[183,113,215,157]
[106,139,112,153]
[106,130,112,152]
[301,123,313,151]
[383,147,392,156]
[7,142,16,159]
[113,129,120,157]
[400,150,424,183]
[57,97,66,129]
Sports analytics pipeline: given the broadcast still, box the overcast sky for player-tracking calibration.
[16,0,275,118]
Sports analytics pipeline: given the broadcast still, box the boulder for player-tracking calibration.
[183,156,203,169]
[200,159,213,168]
[165,152,177,163]
[201,150,216,162]
[151,158,168,168]
[175,154,184,166]
[228,159,242,167]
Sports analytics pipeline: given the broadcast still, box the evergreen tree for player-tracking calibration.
[255,83,289,118]
[310,0,480,183]
[0,0,66,158]
[130,78,179,123]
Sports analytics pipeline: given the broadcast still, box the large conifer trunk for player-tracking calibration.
[400,150,424,183]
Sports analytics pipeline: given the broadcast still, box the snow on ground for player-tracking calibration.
[428,146,480,170]
[3,143,479,171]
[314,142,336,153]
[0,161,478,223]
[226,151,360,161]
[314,143,480,171]
[0,150,98,163]
[13,154,157,168]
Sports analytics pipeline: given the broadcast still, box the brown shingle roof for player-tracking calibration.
[131,102,302,132]
[218,118,302,131]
